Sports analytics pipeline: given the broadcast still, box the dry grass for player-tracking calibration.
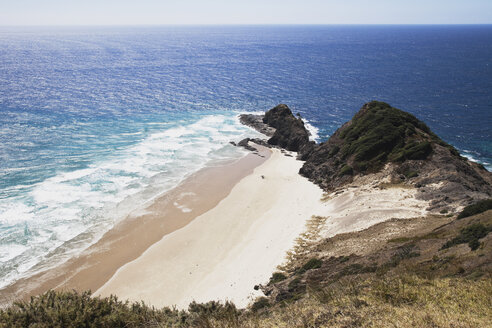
[378,182,414,190]
[238,275,492,328]
[279,215,328,272]
[2,275,489,328]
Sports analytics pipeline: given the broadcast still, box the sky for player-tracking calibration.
[1,0,491,26]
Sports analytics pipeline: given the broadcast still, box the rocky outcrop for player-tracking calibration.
[239,114,276,137]
[397,144,492,211]
[241,101,492,212]
[297,101,492,211]
[237,137,271,151]
[262,104,315,155]
[299,101,439,189]
[239,105,315,157]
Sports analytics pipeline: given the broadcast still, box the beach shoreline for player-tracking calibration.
[1,143,431,310]
[96,147,326,308]
[0,144,270,306]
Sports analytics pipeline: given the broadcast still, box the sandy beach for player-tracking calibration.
[96,147,325,308]
[0,145,270,305]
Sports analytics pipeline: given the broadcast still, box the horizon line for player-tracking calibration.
[1,23,492,28]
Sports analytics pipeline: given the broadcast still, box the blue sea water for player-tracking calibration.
[0,25,491,287]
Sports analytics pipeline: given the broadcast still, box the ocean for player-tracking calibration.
[0,25,491,288]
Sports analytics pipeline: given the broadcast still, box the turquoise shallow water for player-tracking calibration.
[0,25,491,287]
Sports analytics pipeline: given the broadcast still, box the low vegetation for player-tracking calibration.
[338,101,436,172]
[268,272,287,284]
[251,275,492,328]
[0,290,187,328]
[324,101,461,175]
[441,223,491,251]
[1,275,490,328]
[297,257,323,274]
[457,199,492,219]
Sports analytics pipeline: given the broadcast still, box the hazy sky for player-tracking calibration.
[1,0,491,26]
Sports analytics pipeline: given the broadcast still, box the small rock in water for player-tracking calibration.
[238,138,257,151]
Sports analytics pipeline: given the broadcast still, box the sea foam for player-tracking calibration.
[0,112,258,288]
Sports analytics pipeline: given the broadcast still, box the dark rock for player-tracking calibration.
[239,114,276,137]
[235,137,272,152]
[237,138,257,152]
[262,104,312,155]
[229,141,237,146]
[249,138,271,148]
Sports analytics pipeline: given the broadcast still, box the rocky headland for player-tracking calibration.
[240,101,492,213]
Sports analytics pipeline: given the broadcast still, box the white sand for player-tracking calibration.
[96,149,430,309]
[319,180,428,240]
[96,148,325,308]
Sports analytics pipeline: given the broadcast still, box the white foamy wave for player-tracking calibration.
[302,119,320,142]
[461,150,492,171]
[236,110,321,143]
[0,112,256,288]
[238,110,265,115]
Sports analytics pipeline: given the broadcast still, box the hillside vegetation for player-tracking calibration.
[299,101,464,189]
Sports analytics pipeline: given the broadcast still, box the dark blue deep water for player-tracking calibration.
[0,25,491,286]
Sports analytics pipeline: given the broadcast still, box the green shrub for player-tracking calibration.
[339,165,353,176]
[353,161,368,172]
[387,244,421,267]
[468,239,481,251]
[457,199,492,219]
[298,258,323,274]
[329,145,340,157]
[188,300,238,317]
[0,290,186,328]
[269,272,287,284]
[404,170,419,179]
[251,297,270,312]
[441,223,491,251]
[336,101,437,173]
[287,277,300,289]
[340,263,378,276]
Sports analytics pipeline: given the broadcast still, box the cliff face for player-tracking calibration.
[241,101,492,212]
